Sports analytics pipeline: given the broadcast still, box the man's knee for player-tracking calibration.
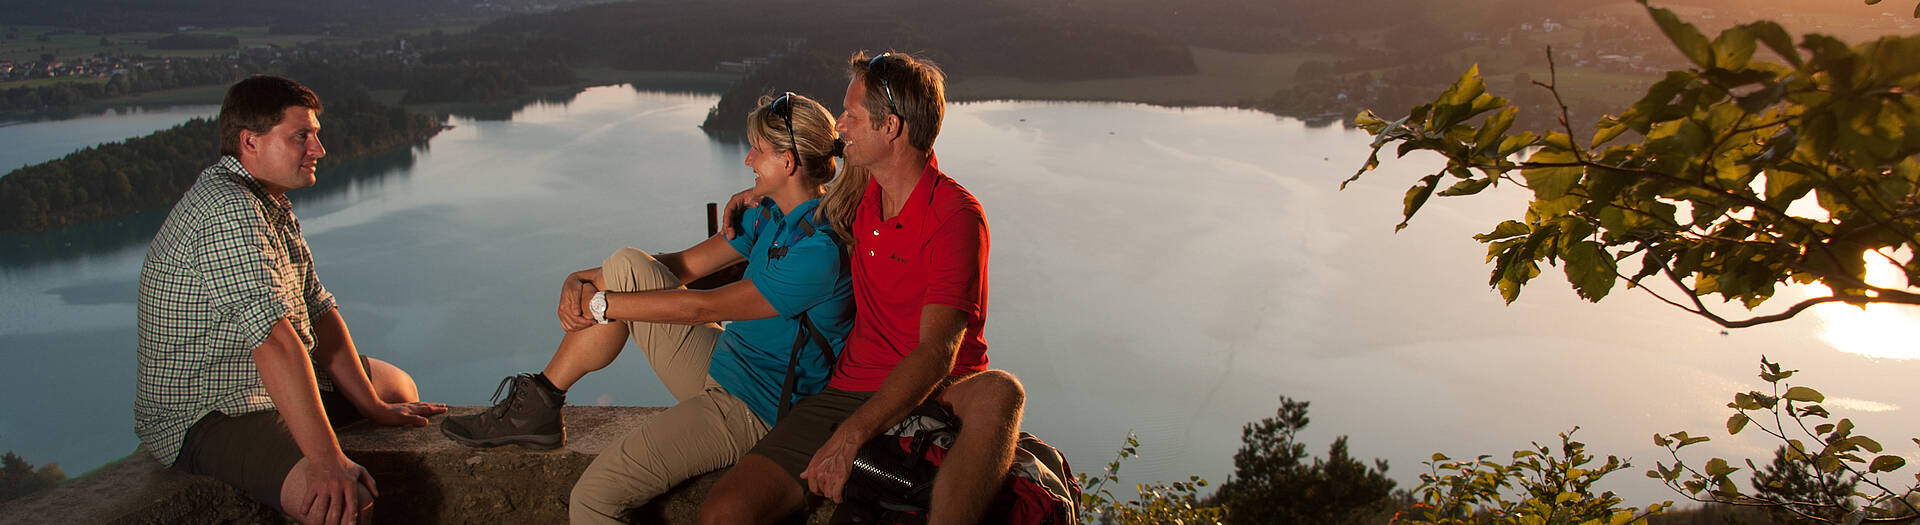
[946,369,1025,419]
[699,455,802,525]
[365,357,419,403]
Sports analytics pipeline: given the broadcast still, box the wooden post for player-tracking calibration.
[706,202,720,237]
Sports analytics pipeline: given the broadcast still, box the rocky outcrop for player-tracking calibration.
[0,407,833,524]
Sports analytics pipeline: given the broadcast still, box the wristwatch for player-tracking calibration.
[589,290,610,324]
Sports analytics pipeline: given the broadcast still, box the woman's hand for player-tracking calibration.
[718,187,763,240]
[558,268,602,331]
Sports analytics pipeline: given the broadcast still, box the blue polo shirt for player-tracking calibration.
[710,198,853,425]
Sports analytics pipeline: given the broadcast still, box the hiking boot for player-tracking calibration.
[441,373,566,449]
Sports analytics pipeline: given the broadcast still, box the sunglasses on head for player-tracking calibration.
[771,91,798,161]
[866,54,899,118]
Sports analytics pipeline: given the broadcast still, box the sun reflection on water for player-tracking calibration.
[1805,253,1920,360]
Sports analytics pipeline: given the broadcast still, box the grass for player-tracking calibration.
[2,75,110,89]
[0,25,325,64]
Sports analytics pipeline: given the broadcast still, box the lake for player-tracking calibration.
[2,85,1915,505]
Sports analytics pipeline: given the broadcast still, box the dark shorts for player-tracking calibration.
[746,387,875,482]
[173,356,372,508]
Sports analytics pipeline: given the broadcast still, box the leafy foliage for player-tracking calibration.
[1078,432,1226,525]
[1751,444,1862,523]
[1651,358,1919,523]
[1208,396,1400,525]
[0,451,67,503]
[1344,0,1920,328]
[1396,429,1667,525]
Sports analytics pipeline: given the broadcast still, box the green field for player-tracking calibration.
[0,25,324,64]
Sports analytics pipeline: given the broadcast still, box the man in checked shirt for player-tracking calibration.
[135,75,445,525]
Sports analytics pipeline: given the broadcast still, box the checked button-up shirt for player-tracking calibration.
[135,155,337,467]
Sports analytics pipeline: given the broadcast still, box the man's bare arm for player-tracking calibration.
[801,304,969,501]
[254,318,368,523]
[309,309,444,426]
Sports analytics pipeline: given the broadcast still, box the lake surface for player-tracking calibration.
[2,86,1915,505]
[0,105,219,173]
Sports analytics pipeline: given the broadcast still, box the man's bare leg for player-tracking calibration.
[700,454,809,525]
[929,370,1026,525]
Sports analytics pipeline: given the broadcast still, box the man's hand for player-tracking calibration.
[799,427,864,503]
[301,454,377,525]
[718,187,763,240]
[558,269,601,331]
[363,401,447,427]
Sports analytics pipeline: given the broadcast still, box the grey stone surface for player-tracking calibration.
[0,407,833,524]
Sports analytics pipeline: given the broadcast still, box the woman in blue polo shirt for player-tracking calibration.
[439,92,852,524]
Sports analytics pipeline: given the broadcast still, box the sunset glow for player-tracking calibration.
[1806,252,1920,360]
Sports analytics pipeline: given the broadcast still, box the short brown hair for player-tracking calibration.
[217,75,322,157]
[846,51,945,151]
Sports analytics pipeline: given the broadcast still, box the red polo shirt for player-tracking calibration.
[830,153,990,391]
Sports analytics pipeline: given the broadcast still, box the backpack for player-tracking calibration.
[829,402,1081,525]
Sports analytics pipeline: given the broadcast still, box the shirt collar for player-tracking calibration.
[215,155,293,212]
[757,196,826,231]
[859,151,943,223]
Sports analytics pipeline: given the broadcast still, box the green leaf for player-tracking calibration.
[1398,173,1444,231]
[1705,458,1736,477]
[1343,113,1412,190]
[1712,24,1757,71]
[1848,436,1883,454]
[1745,21,1803,66]
[1433,452,1451,462]
[1592,119,1630,148]
[1523,150,1583,200]
[1727,413,1750,435]
[1563,241,1617,301]
[1784,386,1825,403]
[1438,176,1495,197]
[1473,106,1519,156]
[1430,65,1488,130]
[1647,5,1715,69]
[1497,132,1540,156]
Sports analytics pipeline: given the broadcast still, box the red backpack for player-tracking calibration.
[830,403,1080,525]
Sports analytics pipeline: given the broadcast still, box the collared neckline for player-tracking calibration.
[759,197,825,231]
[864,151,942,224]
[215,155,293,212]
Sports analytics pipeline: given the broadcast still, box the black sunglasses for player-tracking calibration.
[866,54,899,118]
[772,91,798,162]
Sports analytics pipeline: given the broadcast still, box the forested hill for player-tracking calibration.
[0,81,441,235]
[458,0,1198,82]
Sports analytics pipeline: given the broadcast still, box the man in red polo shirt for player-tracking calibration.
[701,52,1025,525]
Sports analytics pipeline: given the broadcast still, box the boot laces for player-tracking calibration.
[486,374,530,418]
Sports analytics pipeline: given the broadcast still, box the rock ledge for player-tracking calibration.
[0,406,830,524]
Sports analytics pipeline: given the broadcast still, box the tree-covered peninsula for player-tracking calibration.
[0,82,441,235]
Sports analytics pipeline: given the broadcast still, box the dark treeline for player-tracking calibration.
[464,0,1196,82]
[276,56,577,105]
[2,58,245,113]
[699,52,852,143]
[1,0,608,35]
[0,82,441,235]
